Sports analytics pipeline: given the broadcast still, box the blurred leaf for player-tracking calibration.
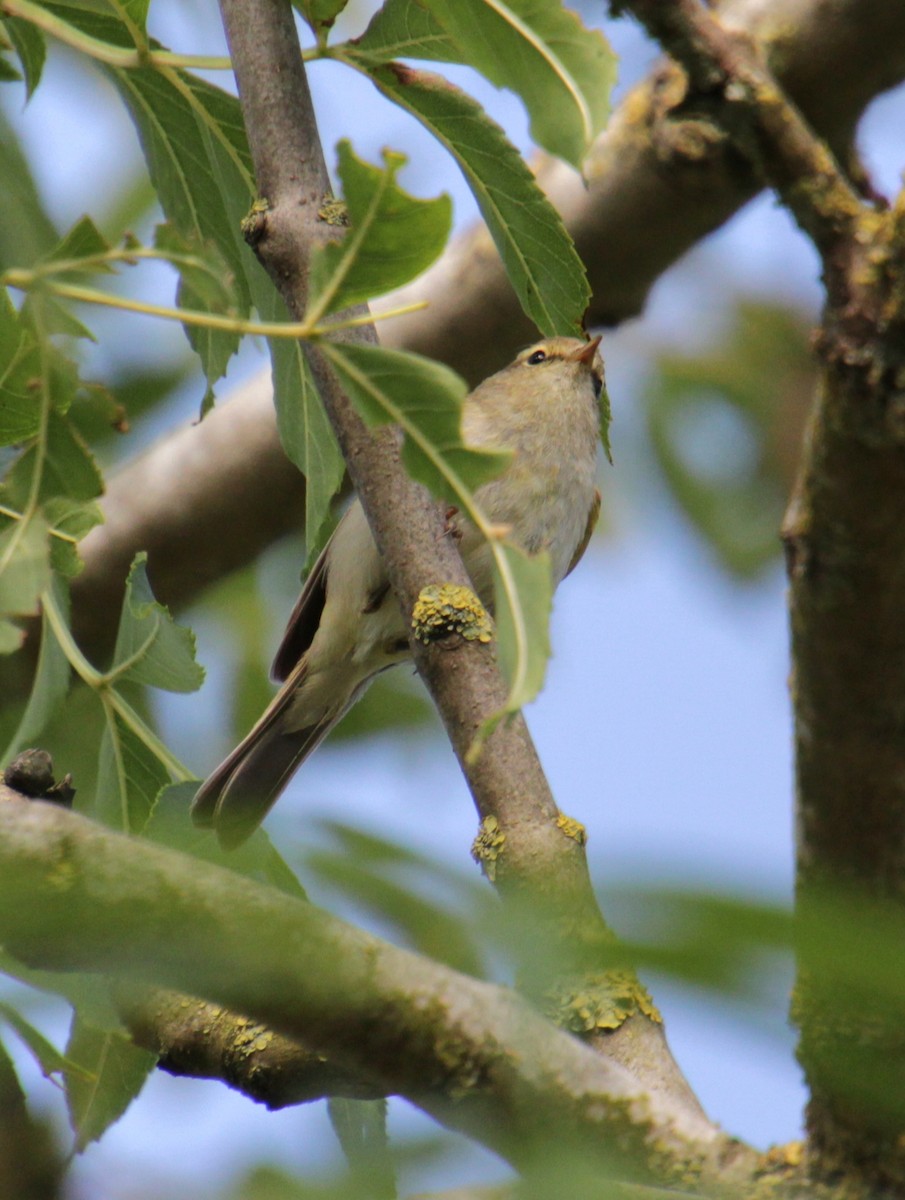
[2,576,70,760]
[328,1098,395,1200]
[146,781,308,898]
[490,541,552,723]
[115,0,150,32]
[95,708,170,832]
[0,1001,90,1082]
[0,512,50,619]
[417,0,615,169]
[307,846,486,976]
[44,497,104,578]
[44,214,111,275]
[645,300,813,577]
[108,554,205,693]
[64,1016,156,1151]
[294,0,350,41]
[307,140,451,321]
[0,106,58,269]
[2,15,45,99]
[0,53,22,83]
[347,59,588,336]
[0,287,42,445]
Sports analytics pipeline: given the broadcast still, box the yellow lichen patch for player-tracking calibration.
[544,969,662,1033]
[412,583,493,645]
[471,815,506,881]
[760,1141,805,1172]
[317,196,349,227]
[555,813,587,845]
[240,197,270,241]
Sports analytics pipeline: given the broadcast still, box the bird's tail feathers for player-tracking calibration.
[191,666,369,849]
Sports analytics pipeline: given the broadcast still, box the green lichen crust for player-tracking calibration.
[471,815,506,881]
[412,583,493,646]
[544,969,663,1033]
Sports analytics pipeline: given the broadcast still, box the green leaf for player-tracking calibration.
[110,66,253,385]
[111,0,150,33]
[349,60,588,336]
[95,709,171,833]
[351,0,458,61]
[2,15,45,99]
[489,540,552,720]
[0,287,42,445]
[146,782,308,900]
[44,496,104,578]
[307,140,451,322]
[0,54,22,83]
[0,619,23,653]
[0,513,50,619]
[64,1016,156,1151]
[321,341,507,503]
[3,576,71,760]
[0,1001,90,1082]
[294,0,350,40]
[271,337,345,557]
[2,410,104,506]
[0,105,59,270]
[44,214,111,276]
[419,0,615,169]
[109,554,205,693]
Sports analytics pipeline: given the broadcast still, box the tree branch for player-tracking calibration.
[611,0,905,1188]
[0,793,758,1187]
[68,0,905,651]
[212,0,698,1115]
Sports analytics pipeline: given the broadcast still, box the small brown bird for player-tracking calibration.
[192,336,606,847]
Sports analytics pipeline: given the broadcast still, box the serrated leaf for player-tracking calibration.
[44,496,104,578]
[0,287,42,445]
[0,1001,90,1082]
[2,410,104,506]
[307,140,451,322]
[321,341,508,503]
[110,66,253,385]
[350,60,588,336]
[0,512,50,618]
[44,214,111,275]
[2,15,45,99]
[351,0,458,61]
[420,0,615,169]
[64,1016,156,1151]
[96,709,171,832]
[185,100,346,556]
[0,105,59,270]
[3,576,71,760]
[109,554,204,693]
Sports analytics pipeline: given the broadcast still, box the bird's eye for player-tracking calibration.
[527,349,547,365]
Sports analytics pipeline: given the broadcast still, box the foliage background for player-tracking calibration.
[2,1,905,1197]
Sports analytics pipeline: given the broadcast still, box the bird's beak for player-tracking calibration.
[570,336,601,365]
